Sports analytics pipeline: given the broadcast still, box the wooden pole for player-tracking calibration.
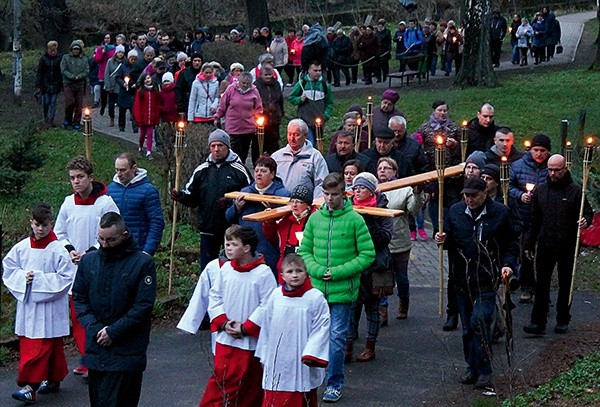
[500,156,509,206]
[315,117,324,154]
[366,96,373,148]
[168,120,186,295]
[435,135,446,317]
[569,138,594,305]
[256,116,265,157]
[354,117,362,153]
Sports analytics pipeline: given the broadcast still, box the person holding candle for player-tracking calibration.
[115,50,142,133]
[133,73,161,159]
[255,65,285,155]
[329,112,369,154]
[523,154,593,335]
[508,134,551,303]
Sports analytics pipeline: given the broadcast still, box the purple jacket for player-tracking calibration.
[214,82,263,135]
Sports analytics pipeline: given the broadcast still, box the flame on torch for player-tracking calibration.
[256,116,266,127]
[436,135,445,145]
[84,107,90,116]
[315,117,322,126]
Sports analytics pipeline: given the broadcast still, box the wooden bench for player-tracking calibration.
[388,53,430,87]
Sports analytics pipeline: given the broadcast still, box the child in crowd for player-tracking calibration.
[200,226,277,407]
[159,72,179,124]
[256,254,330,407]
[3,204,75,404]
[133,72,160,159]
[54,156,119,379]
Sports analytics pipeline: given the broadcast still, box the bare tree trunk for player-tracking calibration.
[246,0,270,32]
[455,0,497,87]
[39,0,72,54]
[13,0,22,105]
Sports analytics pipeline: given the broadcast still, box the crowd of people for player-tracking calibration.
[10,8,581,407]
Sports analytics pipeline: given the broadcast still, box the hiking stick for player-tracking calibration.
[168,120,186,295]
[569,137,594,305]
[435,134,446,317]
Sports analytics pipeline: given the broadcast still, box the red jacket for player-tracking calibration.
[262,207,316,283]
[133,87,160,127]
[159,82,179,123]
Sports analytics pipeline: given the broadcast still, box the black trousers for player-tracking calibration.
[230,132,259,165]
[491,39,503,65]
[531,242,575,327]
[88,370,143,407]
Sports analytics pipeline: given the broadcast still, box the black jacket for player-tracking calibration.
[360,146,414,178]
[325,151,363,174]
[466,117,498,156]
[175,66,201,113]
[36,52,63,94]
[395,137,428,174]
[526,171,593,250]
[444,198,519,293]
[72,236,156,372]
[255,77,284,123]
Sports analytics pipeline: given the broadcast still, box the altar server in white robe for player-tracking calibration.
[256,253,330,407]
[2,204,75,403]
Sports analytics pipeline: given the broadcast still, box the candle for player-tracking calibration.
[526,183,535,193]
[295,232,304,247]
[124,76,130,86]
[82,107,93,160]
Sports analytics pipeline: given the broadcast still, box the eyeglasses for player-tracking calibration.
[97,233,125,245]
[290,199,307,206]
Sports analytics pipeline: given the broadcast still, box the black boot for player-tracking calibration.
[443,314,458,331]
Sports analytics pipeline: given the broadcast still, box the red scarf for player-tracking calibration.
[74,181,107,205]
[30,230,58,249]
[231,255,266,272]
[352,194,377,207]
[282,277,313,297]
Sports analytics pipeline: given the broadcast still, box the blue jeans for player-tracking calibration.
[429,54,438,75]
[306,127,316,147]
[455,288,496,376]
[43,93,58,123]
[326,303,352,390]
[511,41,519,63]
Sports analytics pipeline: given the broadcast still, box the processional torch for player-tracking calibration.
[569,137,595,305]
[460,120,468,162]
[82,107,92,161]
[315,117,324,155]
[500,156,509,206]
[168,120,186,295]
[366,96,373,148]
[565,141,573,172]
[435,134,447,317]
[256,116,266,156]
[354,117,362,153]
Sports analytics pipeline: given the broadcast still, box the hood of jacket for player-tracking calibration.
[112,168,149,186]
[318,195,353,217]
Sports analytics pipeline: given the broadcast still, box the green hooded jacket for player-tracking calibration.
[60,40,89,87]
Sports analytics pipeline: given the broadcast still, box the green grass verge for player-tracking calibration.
[503,352,600,406]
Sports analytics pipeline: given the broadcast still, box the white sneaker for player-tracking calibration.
[12,385,36,404]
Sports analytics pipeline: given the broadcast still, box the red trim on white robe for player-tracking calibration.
[262,388,318,407]
[18,337,68,386]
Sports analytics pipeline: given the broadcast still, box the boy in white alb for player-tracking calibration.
[201,226,277,407]
[256,253,330,407]
[3,204,75,404]
[53,156,119,377]
[177,253,228,354]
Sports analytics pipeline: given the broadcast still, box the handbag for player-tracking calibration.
[556,43,563,54]
[370,269,395,297]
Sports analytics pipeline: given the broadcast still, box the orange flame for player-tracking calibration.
[436,135,444,145]
[501,156,508,163]
[566,141,572,147]
[256,116,266,127]
[315,117,322,126]
[177,120,185,130]
[526,183,535,192]
[367,96,372,102]
[356,118,362,126]
[587,136,594,145]
[462,120,468,127]
[524,140,531,148]
[83,107,90,116]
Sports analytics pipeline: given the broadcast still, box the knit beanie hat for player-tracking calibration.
[47,41,58,51]
[143,46,156,55]
[115,45,125,54]
[531,134,551,151]
[162,72,174,83]
[381,89,400,104]
[466,151,486,169]
[208,129,231,149]
[230,62,244,72]
[480,164,501,184]
[177,52,188,62]
[127,50,138,59]
[290,185,314,205]
[352,172,378,193]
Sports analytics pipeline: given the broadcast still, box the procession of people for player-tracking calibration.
[5,7,595,407]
